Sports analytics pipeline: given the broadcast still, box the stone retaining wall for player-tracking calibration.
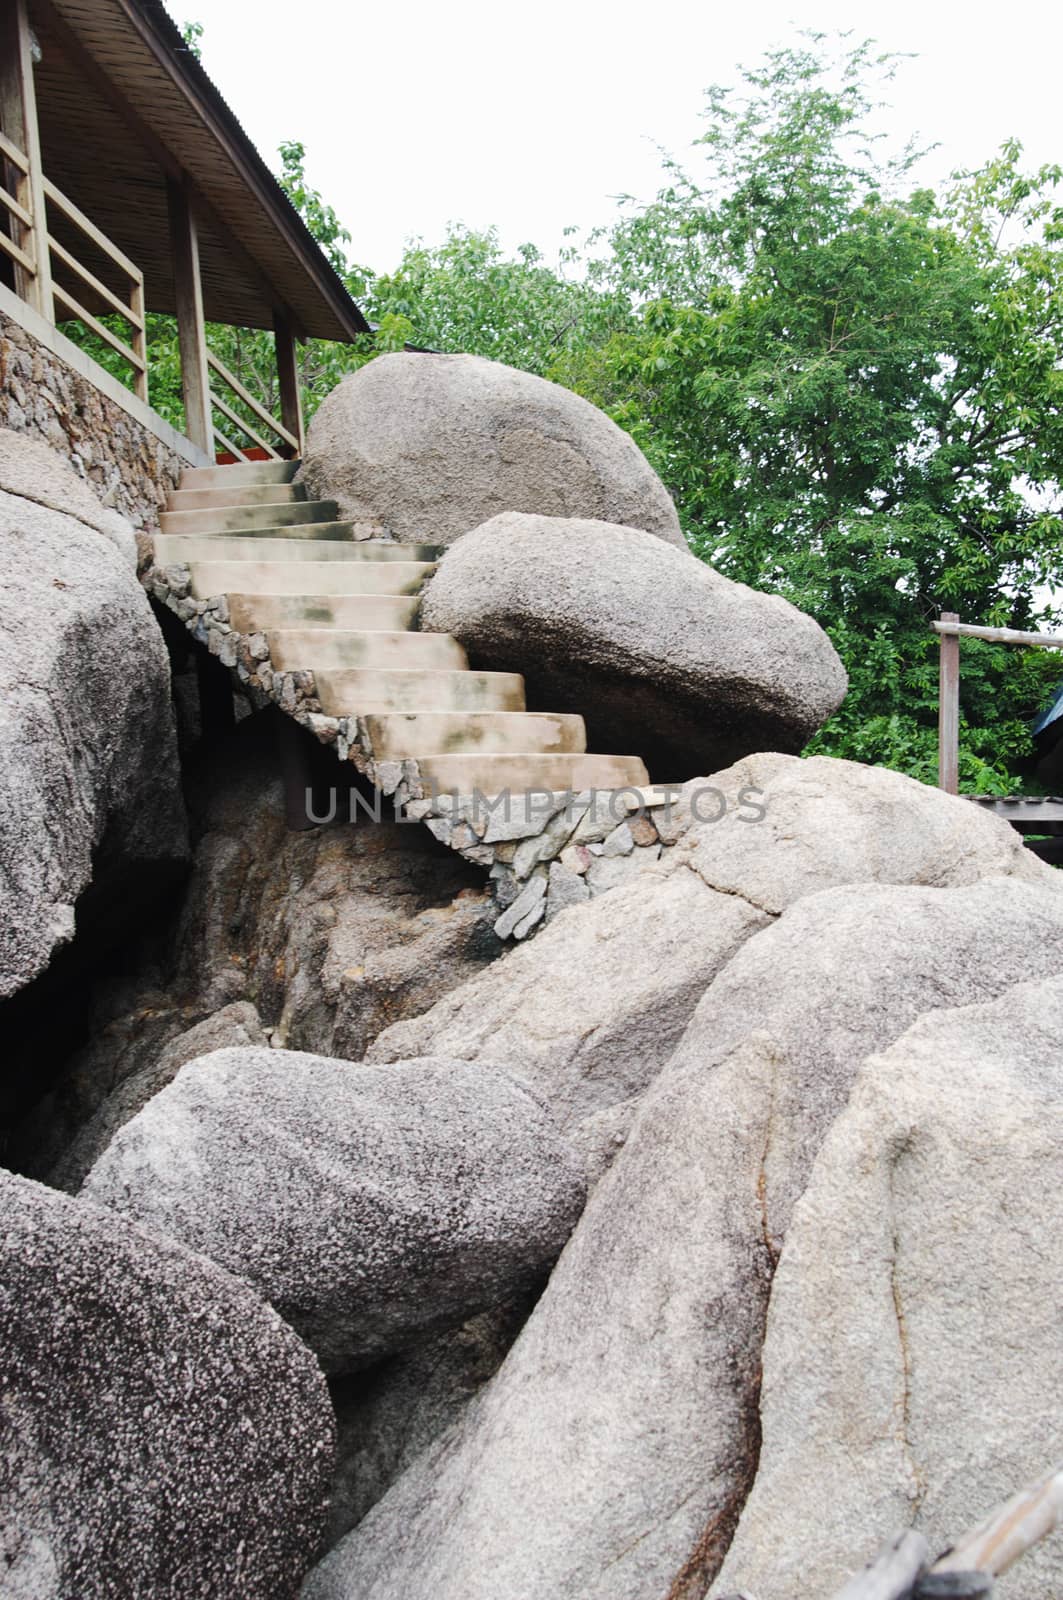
[0,307,191,533]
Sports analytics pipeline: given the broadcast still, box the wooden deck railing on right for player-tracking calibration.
[207,346,300,462]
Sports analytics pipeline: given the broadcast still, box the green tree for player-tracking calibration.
[558,39,1063,789]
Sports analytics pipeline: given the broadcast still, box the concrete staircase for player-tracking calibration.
[160,458,651,796]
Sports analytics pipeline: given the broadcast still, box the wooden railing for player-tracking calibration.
[0,128,147,401]
[207,346,300,461]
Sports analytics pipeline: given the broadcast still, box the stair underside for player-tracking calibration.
[165,459,651,794]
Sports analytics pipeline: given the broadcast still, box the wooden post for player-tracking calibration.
[0,0,53,318]
[829,1529,930,1600]
[930,1462,1063,1580]
[166,174,212,455]
[938,611,960,795]
[273,306,304,457]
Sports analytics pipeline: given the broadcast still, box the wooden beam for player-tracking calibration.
[166,174,212,455]
[931,1462,1063,1580]
[273,307,305,458]
[932,619,1063,651]
[938,610,960,795]
[0,0,51,316]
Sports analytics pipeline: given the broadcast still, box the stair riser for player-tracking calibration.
[162,537,436,567]
[166,484,307,512]
[186,559,435,597]
[315,670,526,715]
[179,461,299,489]
[365,712,588,758]
[269,630,467,673]
[416,753,651,794]
[227,595,420,633]
[160,500,339,535]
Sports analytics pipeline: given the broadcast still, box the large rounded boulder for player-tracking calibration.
[421,512,847,779]
[82,1048,587,1373]
[298,352,685,547]
[0,1169,333,1599]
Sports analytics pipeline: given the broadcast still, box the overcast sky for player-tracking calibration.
[179,0,1063,275]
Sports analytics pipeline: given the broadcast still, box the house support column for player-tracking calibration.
[938,611,960,794]
[166,174,212,455]
[273,306,304,457]
[0,0,53,318]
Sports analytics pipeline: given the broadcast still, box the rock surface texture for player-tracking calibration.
[0,1169,333,1599]
[713,975,1063,1600]
[420,513,848,778]
[82,1049,586,1373]
[305,879,1063,1600]
[0,452,187,1002]
[298,352,685,547]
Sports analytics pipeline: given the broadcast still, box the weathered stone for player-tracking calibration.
[0,314,184,532]
[714,975,1063,1600]
[584,847,659,892]
[493,873,547,939]
[326,1294,537,1548]
[82,1049,586,1374]
[0,1170,333,1598]
[323,880,1063,1600]
[600,821,634,857]
[545,861,590,921]
[299,352,684,547]
[421,514,847,780]
[559,843,591,875]
[371,867,768,1130]
[0,477,187,1003]
[626,813,659,847]
[45,1002,269,1192]
[656,750,1057,903]
[0,425,137,565]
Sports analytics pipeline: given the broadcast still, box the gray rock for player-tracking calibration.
[713,975,1063,1600]
[420,513,847,780]
[311,879,1063,1600]
[0,426,137,565]
[545,860,589,921]
[47,1001,270,1192]
[0,1169,333,1599]
[494,872,547,939]
[0,485,187,1000]
[82,1049,586,1373]
[655,749,1056,901]
[369,866,769,1132]
[326,1293,536,1549]
[299,352,685,548]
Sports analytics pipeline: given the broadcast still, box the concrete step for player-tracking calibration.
[314,668,526,716]
[179,460,300,490]
[416,752,651,795]
[186,558,436,598]
[227,593,420,633]
[269,629,468,673]
[364,711,588,758]
[163,537,437,568]
[159,500,339,536]
[165,483,308,512]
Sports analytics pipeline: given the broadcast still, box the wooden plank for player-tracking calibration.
[129,272,148,402]
[207,346,298,451]
[932,620,1063,650]
[273,306,305,458]
[931,1462,1063,1579]
[829,1529,930,1600]
[167,174,212,454]
[209,385,282,458]
[938,611,960,795]
[211,423,251,463]
[42,175,143,282]
[0,128,30,172]
[52,281,144,371]
[0,227,36,277]
[48,236,143,326]
[0,1,46,311]
[0,179,33,230]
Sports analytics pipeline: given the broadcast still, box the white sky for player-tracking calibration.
[179,0,1063,276]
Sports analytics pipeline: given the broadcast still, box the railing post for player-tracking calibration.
[938,610,960,794]
[273,306,304,458]
[0,0,53,319]
[166,173,212,455]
